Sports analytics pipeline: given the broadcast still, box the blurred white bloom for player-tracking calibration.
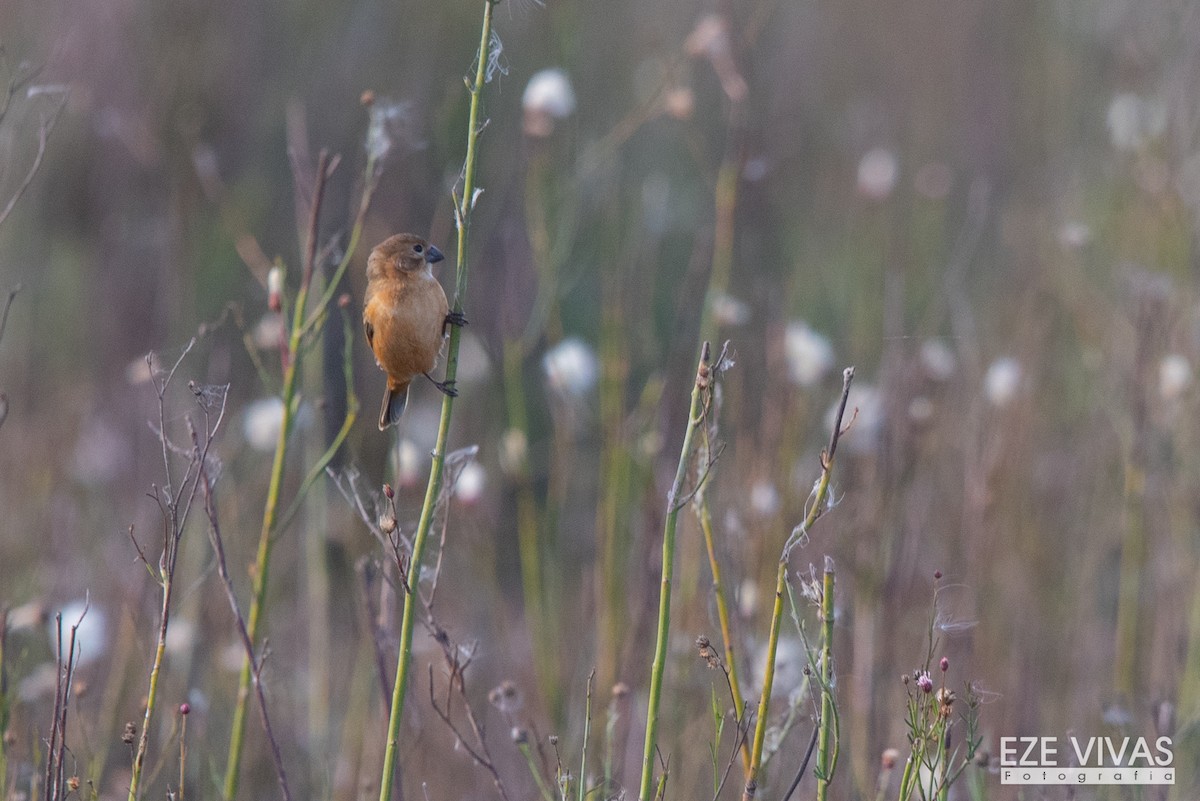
[1106,93,1166,152]
[984,357,1022,407]
[455,461,486,504]
[220,641,245,672]
[165,618,197,658]
[639,430,662,460]
[784,322,835,387]
[857,147,898,201]
[242,397,284,452]
[827,383,884,455]
[1102,703,1134,727]
[543,337,598,396]
[743,156,770,183]
[251,312,286,350]
[394,438,423,488]
[685,14,729,61]
[710,292,750,327]
[919,339,957,382]
[1159,354,1192,402]
[908,396,934,424]
[49,600,107,666]
[498,428,528,477]
[522,69,576,118]
[749,480,780,518]
[752,636,805,698]
[1058,221,1092,249]
[72,417,131,486]
[522,68,576,138]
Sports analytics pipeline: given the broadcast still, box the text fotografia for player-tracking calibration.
[1000,736,1174,785]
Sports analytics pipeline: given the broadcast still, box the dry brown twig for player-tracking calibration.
[43,603,86,801]
[128,340,229,801]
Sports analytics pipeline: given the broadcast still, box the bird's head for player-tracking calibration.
[367,233,444,278]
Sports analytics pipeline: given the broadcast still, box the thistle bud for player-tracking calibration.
[267,266,284,313]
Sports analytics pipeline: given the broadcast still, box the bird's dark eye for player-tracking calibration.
[413,244,423,254]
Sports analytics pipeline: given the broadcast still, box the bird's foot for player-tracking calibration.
[443,310,469,336]
[424,373,459,397]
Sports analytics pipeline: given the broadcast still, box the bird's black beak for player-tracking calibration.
[426,245,445,264]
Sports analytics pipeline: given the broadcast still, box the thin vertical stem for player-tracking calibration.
[814,557,837,801]
[698,495,749,772]
[637,343,712,801]
[376,4,495,799]
[743,368,853,799]
[579,670,594,801]
[223,150,331,801]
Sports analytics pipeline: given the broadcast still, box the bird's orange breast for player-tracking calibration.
[364,273,449,390]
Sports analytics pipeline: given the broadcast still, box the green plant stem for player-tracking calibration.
[579,670,594,801]
[178,710,187,801]
[128,579,172,801]
[897,755,916,801]
[637,343,712,801]
[744,368,853,799]
[815,557,837,801]
[222,151,331,801]
[697,497,750,772]
[376,4,494,799]
[694,98,748,775]
[518,742,556,801]
[746,560,787,797]
[595,272,633,692]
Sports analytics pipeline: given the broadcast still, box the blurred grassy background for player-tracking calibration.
[2,0,1200,798]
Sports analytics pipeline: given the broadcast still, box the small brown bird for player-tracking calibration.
[363,233,459,430]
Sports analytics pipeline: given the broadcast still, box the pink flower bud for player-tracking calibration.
[267,266,284,313]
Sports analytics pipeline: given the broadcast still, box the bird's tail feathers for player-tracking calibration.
[378,382,411,430]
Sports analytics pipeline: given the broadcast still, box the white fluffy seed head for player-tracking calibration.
[522,69,576,137]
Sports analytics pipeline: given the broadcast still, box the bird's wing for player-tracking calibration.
[364,317,375,348]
